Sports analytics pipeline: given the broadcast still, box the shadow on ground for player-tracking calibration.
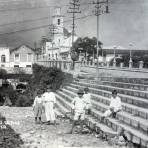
[0,113,24,148]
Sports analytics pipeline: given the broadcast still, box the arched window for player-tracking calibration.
[1,55,6,63]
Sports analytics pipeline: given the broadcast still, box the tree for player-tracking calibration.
[73,36,103,59]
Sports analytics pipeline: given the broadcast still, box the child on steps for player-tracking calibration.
[69,88,87,134]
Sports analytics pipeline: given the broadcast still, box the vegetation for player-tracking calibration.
[73,37,104,60]
[0,64,72,107]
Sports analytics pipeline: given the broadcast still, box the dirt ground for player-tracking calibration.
[0,106,120,148]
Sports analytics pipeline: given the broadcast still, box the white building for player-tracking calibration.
[0,47,10,68]
[45,7,78,60]
[10,45,35,68]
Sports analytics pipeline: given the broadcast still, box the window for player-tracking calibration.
[1,55,6,63]
[26,65,31,68]
[15,54,19,62]
[14,65,19,68]
[1,64,5,67]
[28,53,32,62]
[58,19,60,25]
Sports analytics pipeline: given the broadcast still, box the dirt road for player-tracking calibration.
[0,106,117,148]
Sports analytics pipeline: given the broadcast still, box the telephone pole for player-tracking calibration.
[68,0,81,55]
[93,0,109,66]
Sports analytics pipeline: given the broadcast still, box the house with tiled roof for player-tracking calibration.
[9,45,35,68]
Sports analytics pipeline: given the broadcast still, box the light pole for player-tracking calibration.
[129,43,133,68]
[113,46,117,61]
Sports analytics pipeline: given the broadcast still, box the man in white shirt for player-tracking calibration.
[69,88,86,134]
[101,89,122,122]
[42,86,56,125]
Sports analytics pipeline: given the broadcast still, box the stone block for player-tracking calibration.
[127,98,133,104]
[139,92,146,98]
[139,111,147,119]
[141,139,147,148]
[132,135,141,144]
[112,123,117,131]
[131,109,139,116]
[131,119,139,129]
[123,117,131,125]
[124,131,132,141]
[139,123,148,133]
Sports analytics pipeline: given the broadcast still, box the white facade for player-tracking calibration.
[0,47,10,67]
[45,7,78,60]
[10,45,35,68]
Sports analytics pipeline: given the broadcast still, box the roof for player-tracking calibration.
[10,45,34,53]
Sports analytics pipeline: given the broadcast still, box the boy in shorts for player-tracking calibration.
[83,87,92,115]
[69,88,86,134]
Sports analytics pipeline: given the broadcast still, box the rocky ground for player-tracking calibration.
[0,106,126,148]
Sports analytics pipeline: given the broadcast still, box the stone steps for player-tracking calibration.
[73,81,148,100]
[101,81,148,91]
[62,87,148,136]
[55,91,117,138]
[68,84,148,120]
[72,82,148,109]
[56,87,148,147]
[98,77,148,85]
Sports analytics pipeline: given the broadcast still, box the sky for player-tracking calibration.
[0,0,148,49]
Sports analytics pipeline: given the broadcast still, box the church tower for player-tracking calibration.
[52,7,64,47]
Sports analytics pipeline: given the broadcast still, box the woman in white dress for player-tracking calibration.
[42,86,56,125]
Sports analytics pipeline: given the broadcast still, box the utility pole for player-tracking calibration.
[93,0,109,67]
[67,0,81,56]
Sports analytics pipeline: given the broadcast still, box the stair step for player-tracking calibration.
[101,81,148,91]
[56,91,117,138]
[62,87,148,135]
[73,81,148,100]
[56,89,148,147]
[69,84,148,119]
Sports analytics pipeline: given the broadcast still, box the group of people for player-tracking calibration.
[33,85,122,134]
[32,86,56,125]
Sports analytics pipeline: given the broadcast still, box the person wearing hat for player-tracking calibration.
[42,85,56,125]
[83,87,92,115]
[32,89,43,124]
[101,89,122,122]
[69,88,87,134]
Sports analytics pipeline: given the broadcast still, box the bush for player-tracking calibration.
[30,64,65,91]
[15,94,33,107]
[0,69,7,79]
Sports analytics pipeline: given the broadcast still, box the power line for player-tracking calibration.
[0,16,49,27]
[0,14,93,36]
[67,0,81,52]
[0,2,91,12]
[93,0,109,67]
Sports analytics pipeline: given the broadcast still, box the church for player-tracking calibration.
[44,7,78,60]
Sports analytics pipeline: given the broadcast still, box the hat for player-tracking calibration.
[77,88,84,95]
[84,87,89,92]
[112,89,117,95]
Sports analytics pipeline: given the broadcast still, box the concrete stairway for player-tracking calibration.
[55,78,148,148]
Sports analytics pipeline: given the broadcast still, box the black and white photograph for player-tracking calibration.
[0,0,148,148]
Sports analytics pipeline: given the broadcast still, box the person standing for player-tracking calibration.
[33,90,43,124]
[101,89,122,122]
[69,89,86,134]
[83,87,92,115]
[42,86,56,125]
